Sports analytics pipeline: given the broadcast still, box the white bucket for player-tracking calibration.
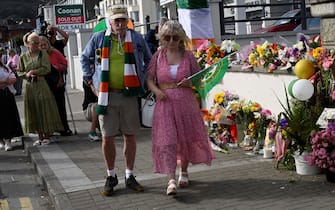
[294,152,321,175]
[263,148,273,159]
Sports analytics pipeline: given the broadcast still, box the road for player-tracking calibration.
[0,139,53,210]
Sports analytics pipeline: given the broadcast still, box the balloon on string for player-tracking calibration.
[292,79,314,101]
[287,79,299,98]
[294,59,315,79]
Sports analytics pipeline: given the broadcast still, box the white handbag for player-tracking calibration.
[141,92,155,127]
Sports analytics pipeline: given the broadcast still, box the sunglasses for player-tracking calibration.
[96,48,101,63]
[164,35,179,42]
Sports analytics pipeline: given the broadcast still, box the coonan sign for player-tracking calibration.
[55,4,85,26]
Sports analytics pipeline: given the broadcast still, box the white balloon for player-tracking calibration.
[292,79,314,101]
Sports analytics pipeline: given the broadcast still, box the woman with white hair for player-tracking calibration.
[17,31,63,145]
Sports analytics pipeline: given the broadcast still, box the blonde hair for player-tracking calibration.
[23,31,39,47]
[39,35,52,53]
[158,20,190,52]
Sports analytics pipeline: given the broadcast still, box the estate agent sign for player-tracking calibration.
[55,4,85,31]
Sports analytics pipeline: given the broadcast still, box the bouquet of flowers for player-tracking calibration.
[305,126,335,172]
[230,99,262,130]
[194,40,240,69]
[249,109,274,142]
[201,90,240,152]
[209,90,239,124]
[247,41,285,73]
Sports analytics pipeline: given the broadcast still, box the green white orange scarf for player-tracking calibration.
[96,30,143,115]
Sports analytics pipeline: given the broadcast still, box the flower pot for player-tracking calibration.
[294,152,321,175]
[263,148,273,159]
[325,170,335,183]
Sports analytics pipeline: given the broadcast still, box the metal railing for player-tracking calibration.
[219,0,308,35]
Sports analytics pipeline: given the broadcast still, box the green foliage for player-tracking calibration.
[282,148,296,171]
[276,85,322,169]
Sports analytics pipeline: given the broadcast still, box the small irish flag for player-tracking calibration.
[177,0,214,48]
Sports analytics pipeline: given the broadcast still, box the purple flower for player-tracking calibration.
[280,118,288,128]
[329,122,335,131]
[292,48,299,56]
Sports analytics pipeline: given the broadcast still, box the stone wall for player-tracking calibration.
[310,0,335,49]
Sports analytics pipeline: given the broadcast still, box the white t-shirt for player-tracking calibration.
[0,66,16,94]
[169,64,179,79]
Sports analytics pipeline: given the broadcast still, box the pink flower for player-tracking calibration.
[269,63,277,70]
[307,128,335,169]
[322,57,333,70]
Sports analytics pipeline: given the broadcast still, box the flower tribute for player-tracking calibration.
[194,40,240,69]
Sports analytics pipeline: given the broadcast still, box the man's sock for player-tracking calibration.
[125,169,133,179]
[107,169,116,177]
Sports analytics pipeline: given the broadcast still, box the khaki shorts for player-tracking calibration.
[84,102,97,122]
[99,92,140,137]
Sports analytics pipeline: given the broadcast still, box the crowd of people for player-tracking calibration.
[1,4,214,196]
[0,24,74,149]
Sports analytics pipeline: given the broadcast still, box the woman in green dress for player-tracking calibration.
[17,32,63,145]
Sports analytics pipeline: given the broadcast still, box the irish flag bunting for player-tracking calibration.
[176,0,214,48]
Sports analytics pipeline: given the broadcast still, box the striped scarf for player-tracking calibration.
[96,30,143,115]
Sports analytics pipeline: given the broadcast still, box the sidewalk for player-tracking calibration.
[16,88,335,210]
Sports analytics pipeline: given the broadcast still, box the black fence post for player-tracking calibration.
[145,15,150,33]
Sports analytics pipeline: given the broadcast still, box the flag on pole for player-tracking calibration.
[176,0,214,49]
[189,55,231,99]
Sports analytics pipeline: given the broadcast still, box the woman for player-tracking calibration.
[0,60,23,151]
[147,20,214,195]
[17,32,63,145]
[39,35,72,136]
[39,36,67,91]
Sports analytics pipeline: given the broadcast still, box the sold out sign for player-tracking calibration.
[56,16,85,24]
[55,4,85,25]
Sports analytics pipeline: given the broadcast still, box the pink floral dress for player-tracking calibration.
[148,48,214,174]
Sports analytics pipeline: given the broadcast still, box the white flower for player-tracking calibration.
[220,40,240,54]
[293,41,305,51]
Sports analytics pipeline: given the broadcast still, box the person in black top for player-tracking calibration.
[46,25,72,136]
[145,25,159,54]
[46,25,69,56]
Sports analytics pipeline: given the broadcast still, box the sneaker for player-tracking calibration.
[60,129,73,136]
[41,139,51,145]
[4,140,13,151]
[125,175,144,192]
[102,175,118,196]
[88,132,101,141]
[33,140,41,146]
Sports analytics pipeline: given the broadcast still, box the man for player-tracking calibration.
[80,5,151,196]
[46,25,72,136]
